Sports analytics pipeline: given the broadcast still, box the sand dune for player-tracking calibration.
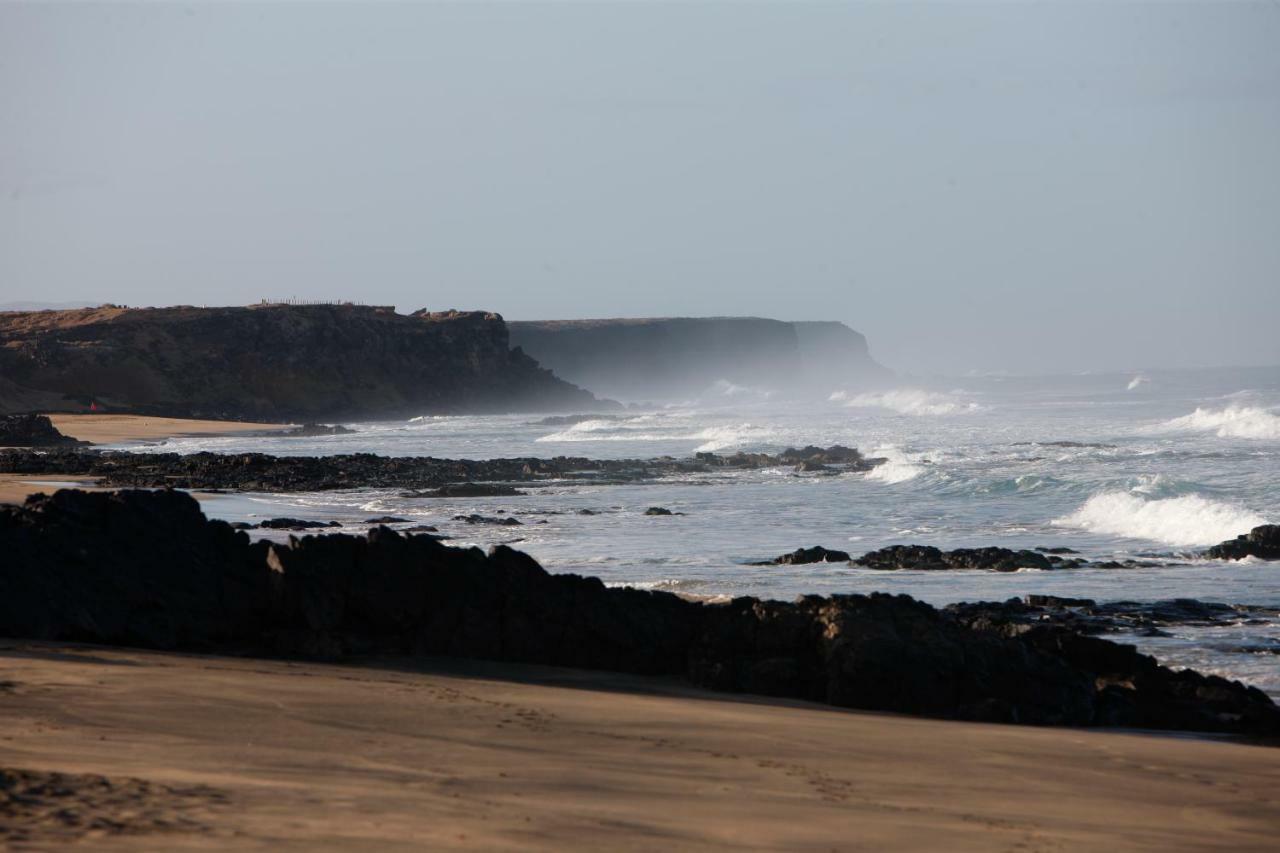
[1,642,1276,851]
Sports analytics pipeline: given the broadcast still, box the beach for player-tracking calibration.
[0,415,287,505]
[2,641,1277,851]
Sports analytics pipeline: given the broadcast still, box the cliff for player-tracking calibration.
[508,317,891,401]
[0,304,605,420]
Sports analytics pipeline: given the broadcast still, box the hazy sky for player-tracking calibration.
[2,1,1278,374]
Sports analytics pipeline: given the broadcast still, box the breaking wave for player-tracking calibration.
[1127,375,1149,391]
[1156,405,1280,440]
[1053,491,1267,547]
[863,445,927,484]
[830,388,980,416]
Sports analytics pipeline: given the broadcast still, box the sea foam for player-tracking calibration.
[1155,405,1280,440]
[1053,491,1267,547]
[831,388,979,416]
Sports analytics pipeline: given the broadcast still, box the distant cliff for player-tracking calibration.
[507,317,891,401]
[0,305,605,420]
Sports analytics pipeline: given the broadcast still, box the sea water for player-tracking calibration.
[110,366,1280,695]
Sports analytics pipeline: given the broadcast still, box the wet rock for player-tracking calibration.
[1035,546,1080,554]
[1026,595,1095,608]
[855,545,1053,572]
[794,460,834,473]
[644,506,681,516]
[0,445,886,493]
[1206,524,1280,561]
[0,415,87,448]
[417,483,526,498]
[453,514,521,526]
[282,423,356,437]
[531,414,623,426]
[254,514,340,527]
[576,509,598,516]
[363,516,410,524]
[753,546,852,566]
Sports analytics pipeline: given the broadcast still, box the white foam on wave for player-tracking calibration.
[1155,405,1280,440]
[864,445,927,484]
[1127,375,1149,391]
[831,388,980,416]
[534,417,778,452]
[1053,491,1268,547]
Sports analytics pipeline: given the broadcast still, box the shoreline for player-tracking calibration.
[45,413,290,446]
[2,641,1277,851]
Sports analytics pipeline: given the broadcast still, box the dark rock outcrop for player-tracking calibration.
[0,446,883,493]
[754,546,852,566]
[0,305,606,420]
[0,414,86,448]
[1206,525,1280,561]
[1,488,1276,736]
[508,317,891,401]
[281,423,357,437]
[855,545,1054,572]
[453,514,521,526]
[255,518,342,531]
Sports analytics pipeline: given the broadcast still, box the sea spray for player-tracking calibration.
[1054,491,1268,547]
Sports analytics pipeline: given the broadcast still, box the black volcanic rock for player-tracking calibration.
[754,546,852,566]
[256,518,342,530]
[1,488,1277,736]
[282,423,357,437]
[0,446,887,493]
[453,514,521,526]
[855,545,1054,572]
[0,304,606,420]
[1206,525,1280,561]
[0,414,86,448]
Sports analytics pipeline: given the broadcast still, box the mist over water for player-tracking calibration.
[120,365,1280,694]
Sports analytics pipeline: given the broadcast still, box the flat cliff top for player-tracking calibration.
[508,316,789,329]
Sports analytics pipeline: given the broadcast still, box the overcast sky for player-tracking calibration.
[2,1,1277,374]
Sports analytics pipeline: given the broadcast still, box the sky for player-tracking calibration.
[2,1,1278,375]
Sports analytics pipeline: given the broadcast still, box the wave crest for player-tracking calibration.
[1156,405,1280,440]
[1053,491,1267,547]
[831,388,980,416]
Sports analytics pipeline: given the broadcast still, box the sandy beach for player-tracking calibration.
[1,642,1276,851]
[0,415,288,504]
[44,414,287,446]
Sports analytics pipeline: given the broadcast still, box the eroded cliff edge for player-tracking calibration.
[507,317,892,401]
[0,304,607,420]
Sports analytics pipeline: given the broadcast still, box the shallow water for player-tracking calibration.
[118,365,1280,694]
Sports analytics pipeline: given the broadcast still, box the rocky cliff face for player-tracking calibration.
[507,317,891,402]
[0,305,605,420]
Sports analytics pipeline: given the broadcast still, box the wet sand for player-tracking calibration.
[1,642,1276,851]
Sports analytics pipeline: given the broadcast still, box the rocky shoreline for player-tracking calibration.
[2,488,1277,737]
[0,444,883,492]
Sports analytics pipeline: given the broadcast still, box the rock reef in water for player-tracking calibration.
[0,304,606,420]
[1206,525,1280,561]
[508,317,892,401]
[855,545,1057,572]
[1,488,1276,736]
[0,445,881,493]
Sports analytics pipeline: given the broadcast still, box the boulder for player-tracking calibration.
[754,546,852,566]
[1206,525,1280,561]
[0,414,86,448]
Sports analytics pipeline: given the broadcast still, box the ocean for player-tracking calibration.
[109,366,1280,696]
